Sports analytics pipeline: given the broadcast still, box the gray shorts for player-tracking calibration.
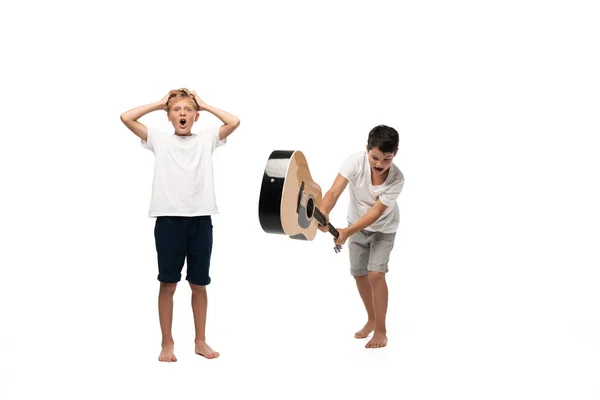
[348,229,396,276]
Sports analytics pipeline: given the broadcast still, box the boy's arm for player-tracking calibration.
[333,200,388,246]
[345,200,388,236]
[120,93,170,142]
[190,91,240,141]
[318,173,349,232]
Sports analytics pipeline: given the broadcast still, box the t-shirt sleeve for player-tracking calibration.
[339,153,360,183]
[208,126,226,152]
[141,128,161,153]
[379,172,405,207]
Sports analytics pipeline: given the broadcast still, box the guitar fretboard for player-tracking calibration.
[308,204,339,239]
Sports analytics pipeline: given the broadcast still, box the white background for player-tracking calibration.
[1,0,599,399]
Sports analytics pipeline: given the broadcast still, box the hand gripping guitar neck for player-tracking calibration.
[312,207,343,254]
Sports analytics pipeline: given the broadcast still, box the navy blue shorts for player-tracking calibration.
[154,216,213,286]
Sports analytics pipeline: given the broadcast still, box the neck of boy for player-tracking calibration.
[371,169,389,186]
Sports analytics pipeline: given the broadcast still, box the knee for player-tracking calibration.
[159,282,177,294]
[368,271,385,285]
[189,283,207,294]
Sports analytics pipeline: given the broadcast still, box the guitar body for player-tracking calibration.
[258,150,323,241]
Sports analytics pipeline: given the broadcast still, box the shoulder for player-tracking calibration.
[346,151,366,163]
[195,126,222,144]
[142,127,169,150]
[389,164,404,184]
[197,126,220,137]
[385,164,404,191]
[340,151,366,178]
[342,151,367,169]
[148,128,169,139]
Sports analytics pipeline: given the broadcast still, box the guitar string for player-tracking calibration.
[305,199,341,250]
[306,200,338,237]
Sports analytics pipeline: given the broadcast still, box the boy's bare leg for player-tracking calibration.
[366,271,388,348]
[354,274,376,338]
[158,282,178,362]
[190,283,220,359]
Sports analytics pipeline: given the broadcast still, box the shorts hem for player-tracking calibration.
[158,273,182,283]
[187,276,211,286]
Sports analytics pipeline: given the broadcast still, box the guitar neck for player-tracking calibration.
[313,207,339,239]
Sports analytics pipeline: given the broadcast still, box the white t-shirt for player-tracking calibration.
[339,151,404,233]
[141,127,226,217]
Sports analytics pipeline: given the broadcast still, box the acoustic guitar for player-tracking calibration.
[258,150,342,253]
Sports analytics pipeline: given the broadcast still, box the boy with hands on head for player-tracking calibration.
[120,88,240,361]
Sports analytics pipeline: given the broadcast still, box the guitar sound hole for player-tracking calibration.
[306,197,314,219]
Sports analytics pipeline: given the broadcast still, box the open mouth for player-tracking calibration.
[179,118,187,128]
[375,167,384,172]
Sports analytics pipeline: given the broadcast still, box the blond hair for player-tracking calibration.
[167,88,199,111]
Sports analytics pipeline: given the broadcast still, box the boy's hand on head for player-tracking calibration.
[190,90,207,111]
[159,91,172,111]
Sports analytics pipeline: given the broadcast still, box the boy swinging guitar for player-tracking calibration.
[258,125,405,349]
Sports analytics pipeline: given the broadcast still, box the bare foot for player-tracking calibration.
[158,343,177,362]
[195,341,220,359]
[354,321,375,338]
[366,332,388,348]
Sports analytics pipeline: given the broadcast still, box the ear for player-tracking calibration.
[194,113,199,122]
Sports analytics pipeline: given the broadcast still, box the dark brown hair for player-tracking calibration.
[367,125,399,153]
